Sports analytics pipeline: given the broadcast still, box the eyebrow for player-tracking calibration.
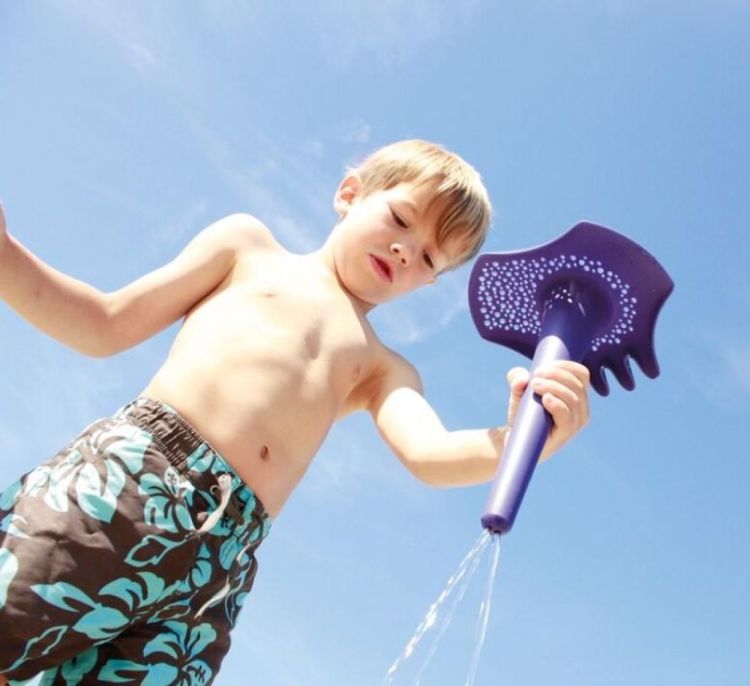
[397,199,419,216]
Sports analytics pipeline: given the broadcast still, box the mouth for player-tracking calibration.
[369,255,393,283]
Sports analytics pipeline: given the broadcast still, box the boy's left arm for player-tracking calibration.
[368,354,591,487]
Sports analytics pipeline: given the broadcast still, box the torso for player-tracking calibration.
[141,238,390,517]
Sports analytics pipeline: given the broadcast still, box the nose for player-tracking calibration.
[389,242,410,267]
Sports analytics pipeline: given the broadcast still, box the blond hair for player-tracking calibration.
[348,140,492,268]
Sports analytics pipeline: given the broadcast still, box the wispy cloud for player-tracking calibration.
[307,0,482,67]
[304,435,371,495]
[678,322,750,415]
[371,268,471,345]
[183,116,333,252]
[150,201,209,253]
[193,0,482,69]
[231,620,334,686]
[340,118,372,145]
[301,418,432,512]
[0,333,134,487]
[718,340,750,394]
[55,0,158,74]
[52,0,372,252]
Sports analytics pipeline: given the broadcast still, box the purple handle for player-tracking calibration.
[481,289,600,534]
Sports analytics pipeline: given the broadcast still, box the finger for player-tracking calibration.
[537,361,590,388]
[531,377,579,409]
[541,391,573,427]
[534,365,587,394]
[506,366,529,394]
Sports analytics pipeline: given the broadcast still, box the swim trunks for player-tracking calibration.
[0,397,271,685]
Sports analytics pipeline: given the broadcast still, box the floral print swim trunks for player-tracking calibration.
[0,397,271,685]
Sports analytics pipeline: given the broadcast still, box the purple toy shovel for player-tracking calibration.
[469,221,673,534]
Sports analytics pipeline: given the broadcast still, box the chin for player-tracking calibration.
[337,273,380,308]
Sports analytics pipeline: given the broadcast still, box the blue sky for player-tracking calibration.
[1,2,749,684]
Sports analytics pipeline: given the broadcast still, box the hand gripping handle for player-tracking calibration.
[481,292,597,534]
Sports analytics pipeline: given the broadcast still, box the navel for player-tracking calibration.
[259,445,270,461]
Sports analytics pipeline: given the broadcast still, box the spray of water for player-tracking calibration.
[382,531,493,685]
[411,535,489,685]
[464,534,502,686]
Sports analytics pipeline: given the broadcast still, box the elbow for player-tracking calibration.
[73,295,126,357]
[405,460,435,486]
[411,468,462,489]
[398,433,463,488]
[404,442,489,489]
[63,338,118,358]
[412,472,451,488]
[81,340,120,358]
[404,452,463,489]
[72,330,121,358]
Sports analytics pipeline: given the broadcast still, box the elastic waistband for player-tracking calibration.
[117,397,216,468]
[115,396,270,529]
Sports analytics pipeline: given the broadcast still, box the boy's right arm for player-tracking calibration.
[0,206,270,356]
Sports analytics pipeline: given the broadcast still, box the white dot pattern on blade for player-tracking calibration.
[474,253,637,351]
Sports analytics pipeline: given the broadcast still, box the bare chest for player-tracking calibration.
[181,252,382,406]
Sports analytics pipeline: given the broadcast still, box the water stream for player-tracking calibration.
[382,530,502,685]
[464,534,501,686]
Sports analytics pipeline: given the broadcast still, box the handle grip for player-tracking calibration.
[481,335,571,534]
[481,291,596,534]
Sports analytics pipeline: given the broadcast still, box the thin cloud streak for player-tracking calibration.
[231,621,334,686]
[183,115,332,252]
[150,201,209,253]
[301,419,433,511]
[680,326,750,415]
[372,269,471,345]
[55,0,158,74]
[306,0,482,67]
[719,341,750,395]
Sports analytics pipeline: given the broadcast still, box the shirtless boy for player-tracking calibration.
[0,140,590,684]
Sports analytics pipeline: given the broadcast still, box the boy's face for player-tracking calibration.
[328,177,455,308]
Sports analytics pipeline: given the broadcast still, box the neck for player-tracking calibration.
[310,239,377,315]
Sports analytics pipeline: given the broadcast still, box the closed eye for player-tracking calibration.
[390,207,408,228]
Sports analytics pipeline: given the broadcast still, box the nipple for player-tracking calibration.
[304,330,321,360]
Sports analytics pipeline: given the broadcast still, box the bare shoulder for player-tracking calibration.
[378,346,422,389]
[362,345,423,412]
[214,213,281,254]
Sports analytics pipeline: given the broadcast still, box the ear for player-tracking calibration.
[333,174,362,218]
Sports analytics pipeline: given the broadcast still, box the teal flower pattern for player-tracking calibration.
[59,646,100,684]
[99,621,217,685]
[139,467,195,534]
[0,478,22,510]
[29,647,100,685]
[4,624,69,675]
[15,422,151,523]
[31,571,180,642]
[124,533,188,569]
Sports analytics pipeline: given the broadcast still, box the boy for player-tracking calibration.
[0,140,590,684]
